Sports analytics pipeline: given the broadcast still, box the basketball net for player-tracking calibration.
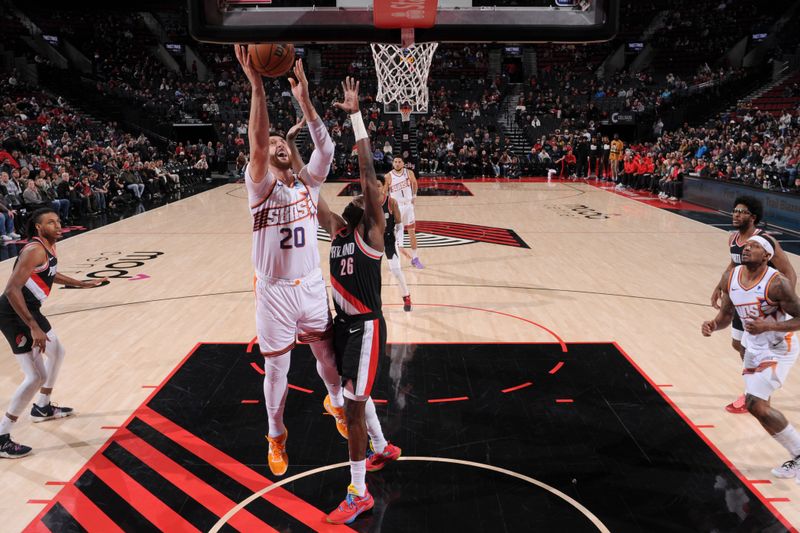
[371,34,438,115]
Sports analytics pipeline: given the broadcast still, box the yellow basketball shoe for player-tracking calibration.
[324,394,348,439]
[266,430,288,476]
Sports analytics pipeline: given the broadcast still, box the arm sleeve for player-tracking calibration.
[306,117,334,184]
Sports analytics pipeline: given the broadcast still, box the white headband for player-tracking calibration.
[747,235,774,258]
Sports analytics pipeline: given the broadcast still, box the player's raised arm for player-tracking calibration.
[334,77,384,246]
[289,59,333,185]
[286,115,307,174]
[235,44,271,184]
[316,194,345,237]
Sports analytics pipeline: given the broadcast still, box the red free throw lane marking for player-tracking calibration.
[767,498,791,502]
[115,429,274,532]
[136,406,351,532]
[502,382,533,393]
[428,396,469,404]
[26,500,51,505]
[44,481,68,486]
[612,341,796,532]
[23,343,206,533]
[241,400,259,404]
[749,480,772,484]
[288,384,313,394]
[90,454,200,532]
[30,483,123,533]
[656,384,673,388]
[556,399,574,403]
[696,425,715,429]
[548,361,565,374]
[250,362,265,375]
[141,385,157,389]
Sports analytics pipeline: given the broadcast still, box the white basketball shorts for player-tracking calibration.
[255,268,332,355]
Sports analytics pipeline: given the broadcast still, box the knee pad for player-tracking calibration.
[263,352,291,385]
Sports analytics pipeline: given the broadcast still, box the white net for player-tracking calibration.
[370,42,439,114]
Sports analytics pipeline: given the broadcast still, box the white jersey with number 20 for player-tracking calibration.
[246,164,320,280]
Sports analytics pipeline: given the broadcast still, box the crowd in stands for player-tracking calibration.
[0,77,208,240]
[513,98,800,201]
[3,3,798,200]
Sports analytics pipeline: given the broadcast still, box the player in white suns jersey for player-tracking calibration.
[710,196,796,414]
[235,45,346,477]
[385,157,423,268]
[703,236,800,481]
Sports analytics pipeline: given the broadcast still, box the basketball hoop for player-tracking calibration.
[370,35,438,114]
[399,103,413,123]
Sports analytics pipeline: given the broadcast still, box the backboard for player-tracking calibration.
[188,0,619,45]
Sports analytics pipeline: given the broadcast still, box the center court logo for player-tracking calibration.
[318,221,529,249]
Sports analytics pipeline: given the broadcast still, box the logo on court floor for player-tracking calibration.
[61,251,165,287]
[545,203,620,220]
[318,221,529,249]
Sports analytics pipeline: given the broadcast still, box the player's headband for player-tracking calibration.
[747,235,774,258]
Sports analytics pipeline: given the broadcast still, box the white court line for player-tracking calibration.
[208,456,611,532]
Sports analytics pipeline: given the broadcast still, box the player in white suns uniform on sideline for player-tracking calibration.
[703,236,800,482]
[234,45,347,477]
[385,157,422,268]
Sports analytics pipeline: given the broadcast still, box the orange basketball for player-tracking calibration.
[248,43,295,78]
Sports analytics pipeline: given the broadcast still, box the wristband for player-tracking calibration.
[351,112,368,141]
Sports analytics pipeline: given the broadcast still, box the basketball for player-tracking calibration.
[247,43,295,77]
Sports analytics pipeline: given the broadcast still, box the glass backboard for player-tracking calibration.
[188,0,619,44]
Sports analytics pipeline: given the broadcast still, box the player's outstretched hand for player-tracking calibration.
[288,58,310,103]
[287,116,307,143]
[333,76,360,114]
[701,320,716,337]
[234,44,262,87]
[81,277,109,288]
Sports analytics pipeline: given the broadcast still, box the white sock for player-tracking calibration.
[0,414,14,435]
[310,340,344,408]
[263,352,291,437]
[34,393,50,407]
[389,256,409,297]
[350,459,367,496]
[773,424,800,457]
[412,249,418,260]
[365,398,387,453]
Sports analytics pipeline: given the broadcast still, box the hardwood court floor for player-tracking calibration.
[1,181,799,531]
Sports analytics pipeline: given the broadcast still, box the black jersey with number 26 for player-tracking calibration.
[330,227,384,318]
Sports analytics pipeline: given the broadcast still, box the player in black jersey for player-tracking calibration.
[376,174,411,311]
[0,209,106,458]
[710,196,796,414]
[318,77,400,525]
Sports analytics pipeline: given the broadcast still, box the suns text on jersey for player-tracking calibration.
[253,197,317,231]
